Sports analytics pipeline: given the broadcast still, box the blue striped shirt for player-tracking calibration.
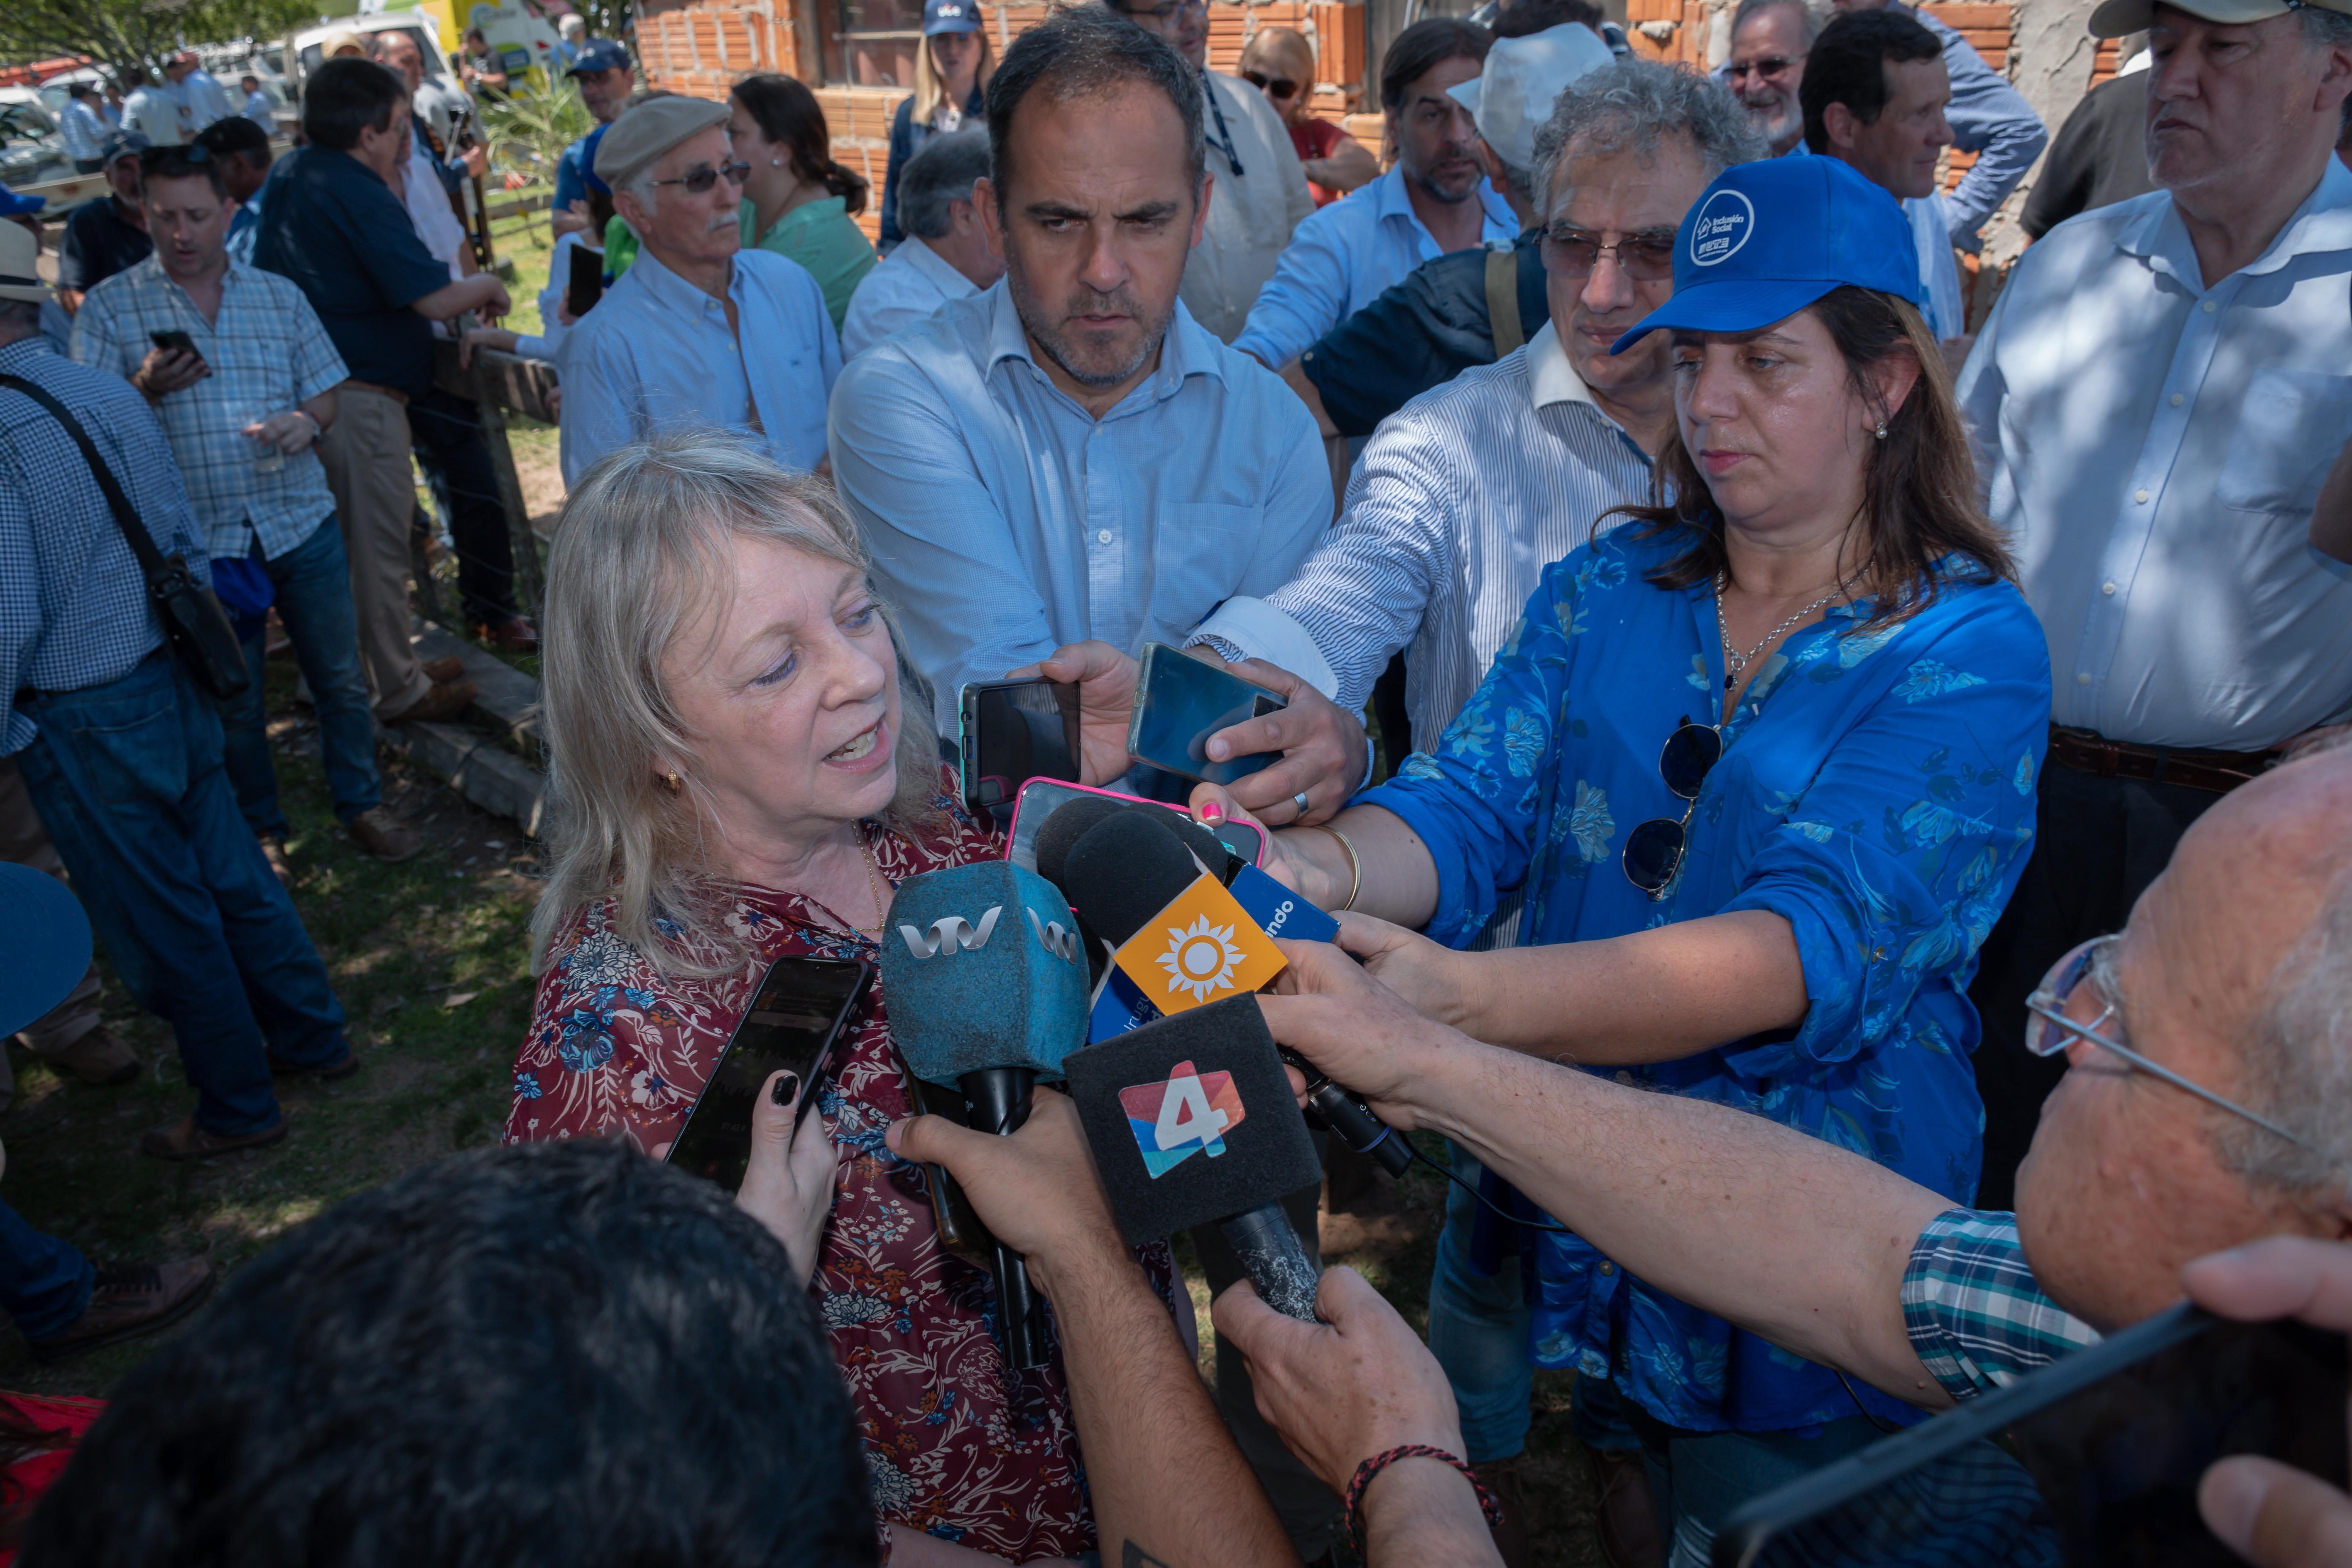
[1191,321,1653,749]
[0,338,210,753]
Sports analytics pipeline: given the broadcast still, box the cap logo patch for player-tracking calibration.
[1689,190,1756,268]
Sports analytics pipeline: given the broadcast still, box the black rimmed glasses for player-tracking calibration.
[2025,934,2322,1154]
[651,161,751,195]
[1539,226,1679,283]
[1622,718,1721,900]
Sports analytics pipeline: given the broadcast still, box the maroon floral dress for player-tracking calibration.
[506,780,1176,1561]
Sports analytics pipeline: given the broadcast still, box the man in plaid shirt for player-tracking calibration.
[72,142,426,878]
[1249,741,2352,1564]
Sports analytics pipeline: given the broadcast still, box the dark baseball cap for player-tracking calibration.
[1611,154,1921,356]
[565,38,633,76]
[100,129,151,168]
[925,0,983,35]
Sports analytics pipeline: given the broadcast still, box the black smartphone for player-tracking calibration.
[566,242,603,318]
[665,953,874,1193]
[958,676,1081,820]
[1713,1301,2349,1568]
[149,329,199,357]
[1126,642,1288,786]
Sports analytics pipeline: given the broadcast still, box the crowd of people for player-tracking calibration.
[3,0,2351,1561]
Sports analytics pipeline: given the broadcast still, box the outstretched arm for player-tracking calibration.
[889,1094,1293,1568]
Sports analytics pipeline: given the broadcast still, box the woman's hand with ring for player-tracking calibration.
[1187,784,1347,909]
[736,1068,843,1286]
[1195,656,1368,826]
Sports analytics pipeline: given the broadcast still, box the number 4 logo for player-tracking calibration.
[1118,1060,1248,1179]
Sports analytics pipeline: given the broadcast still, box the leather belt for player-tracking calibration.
[2046,725,2273,795]
[341,379,409,406]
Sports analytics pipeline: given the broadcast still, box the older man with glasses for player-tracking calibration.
[1255,738,2352,1566]
[558,95,840,485]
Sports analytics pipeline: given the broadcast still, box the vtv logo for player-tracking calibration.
[1026,907,1082,964]
[896,905,1001,958]
[1118,1059,1247,1178]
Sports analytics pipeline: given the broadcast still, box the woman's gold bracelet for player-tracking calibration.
[1300,823,1363,912]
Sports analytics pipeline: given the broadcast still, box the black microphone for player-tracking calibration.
[1061,996,1325,1320]
[880,860,1090,1370]
[1060,812,1413,1179]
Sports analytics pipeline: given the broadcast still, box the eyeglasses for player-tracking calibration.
[1242,69,1301,100]
[1725,54,1801,80]
[651,161,751,194]
[1540,226,1679,283]
[1622,718,1720,899]
[2025,934,2321,1155]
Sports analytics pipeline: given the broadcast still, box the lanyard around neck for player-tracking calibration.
[1203,73,1245,179]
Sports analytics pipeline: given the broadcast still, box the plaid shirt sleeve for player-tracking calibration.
[280,282,350,405]
[1902,1208,2102,1403]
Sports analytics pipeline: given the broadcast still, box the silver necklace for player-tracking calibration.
[1715,572,1853,692]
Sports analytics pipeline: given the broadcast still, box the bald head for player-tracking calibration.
[2017,744,2352,1333]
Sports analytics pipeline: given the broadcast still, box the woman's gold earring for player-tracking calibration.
[1874,422,1889,441]
[662,772,683,795]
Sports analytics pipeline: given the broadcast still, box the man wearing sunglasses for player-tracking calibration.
[1720,0,1816,157]
[558,95,840,486]
[1099,0,1315,343]
[1258,739,2352,1568]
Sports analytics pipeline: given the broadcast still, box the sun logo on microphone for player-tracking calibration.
[1155,915,1249,1003]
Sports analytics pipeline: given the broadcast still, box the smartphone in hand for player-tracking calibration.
[1126,643,1287,786]
[665,953,874,1192]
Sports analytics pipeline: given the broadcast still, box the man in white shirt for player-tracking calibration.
[1957,0,2352,1212]
[1100,0,1315,342]
[165,55,232,135]
[839,129,1001,358]
[1798,8,1968,346]
[120,69,185,147]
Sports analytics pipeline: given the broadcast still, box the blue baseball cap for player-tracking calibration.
[1609,155,1922,356]
[565,38,632,76]
[0,863,93,1039]
[924,0,983,35]
[0,183,41,218]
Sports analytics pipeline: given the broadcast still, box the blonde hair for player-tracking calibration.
[912,14,995,127]
[531,431,943,978]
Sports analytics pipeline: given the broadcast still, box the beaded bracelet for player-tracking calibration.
[1342,1443,1502,1554]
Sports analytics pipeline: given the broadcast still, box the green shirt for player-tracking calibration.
[739,196,875,334]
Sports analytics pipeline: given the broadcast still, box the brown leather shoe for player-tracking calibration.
[382,676,477,727]
[1473,1455,1533,1568]
[422,654,466,683]
[257,832,294,886]
[348,805,423,863]
[1587,1443,1665,1568]
[47,1025,139,1087]
[29,1258,215,1362]
[141,1115,287,1161]
[270,1047,359,1083]
[478,616,539,653]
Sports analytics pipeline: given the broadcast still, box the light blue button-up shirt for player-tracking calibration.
[1957,161,2352,751]
[1232,162,1518,370]
[559,246,841,485]
[828,282,1334,733]
[60,99,107,162]
[1911,6,2047,250]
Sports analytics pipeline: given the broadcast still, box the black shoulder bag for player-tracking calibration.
[0,373,250,700]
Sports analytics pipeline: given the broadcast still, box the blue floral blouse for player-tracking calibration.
[1361,523,2052,1435]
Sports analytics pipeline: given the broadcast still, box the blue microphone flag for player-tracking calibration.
[879,860,1089,1087]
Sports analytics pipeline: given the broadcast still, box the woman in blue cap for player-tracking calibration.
[1197,154,2053,1554]
[879,0,994,250]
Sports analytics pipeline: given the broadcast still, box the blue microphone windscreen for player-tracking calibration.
[880,860,1089,1087]
[1062,996,1322,1245]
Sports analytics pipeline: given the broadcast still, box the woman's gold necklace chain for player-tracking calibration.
[1715,571,1859,691]
[852,825,892,939]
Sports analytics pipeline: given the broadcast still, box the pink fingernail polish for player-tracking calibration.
[1201,802,1225,824]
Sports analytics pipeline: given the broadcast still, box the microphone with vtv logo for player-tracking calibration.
[879,859,1088,1369]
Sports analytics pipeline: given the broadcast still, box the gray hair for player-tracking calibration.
[2216,864,2352,1203]
[898,128,990,241]
[1731,0,1826,51]
[2304,5,2352,48]
[531,431,943,978]
[1530,59,1769,224]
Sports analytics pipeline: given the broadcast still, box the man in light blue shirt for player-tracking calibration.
[560,97,840,485]
[240,75,275,127]
[829,6,1330,739]
[1233,18,1517,369]
[838,129,999,358]
[59,85,109,172]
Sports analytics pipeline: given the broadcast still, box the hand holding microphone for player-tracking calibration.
[885,1092,1132,1299]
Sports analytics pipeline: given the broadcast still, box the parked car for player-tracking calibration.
[0,90,68,189]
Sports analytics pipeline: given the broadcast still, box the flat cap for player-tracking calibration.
[593,95,731,189]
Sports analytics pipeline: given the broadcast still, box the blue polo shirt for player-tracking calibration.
[250,145,450,400]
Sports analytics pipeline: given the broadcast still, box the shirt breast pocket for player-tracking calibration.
[1151,501,1263,624]
[2216,369,2352,517]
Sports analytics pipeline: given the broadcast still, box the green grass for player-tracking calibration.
[0,656,1610,1564]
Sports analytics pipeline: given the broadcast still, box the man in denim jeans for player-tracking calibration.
[71,141,425,879]
[0,225,356,1161]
